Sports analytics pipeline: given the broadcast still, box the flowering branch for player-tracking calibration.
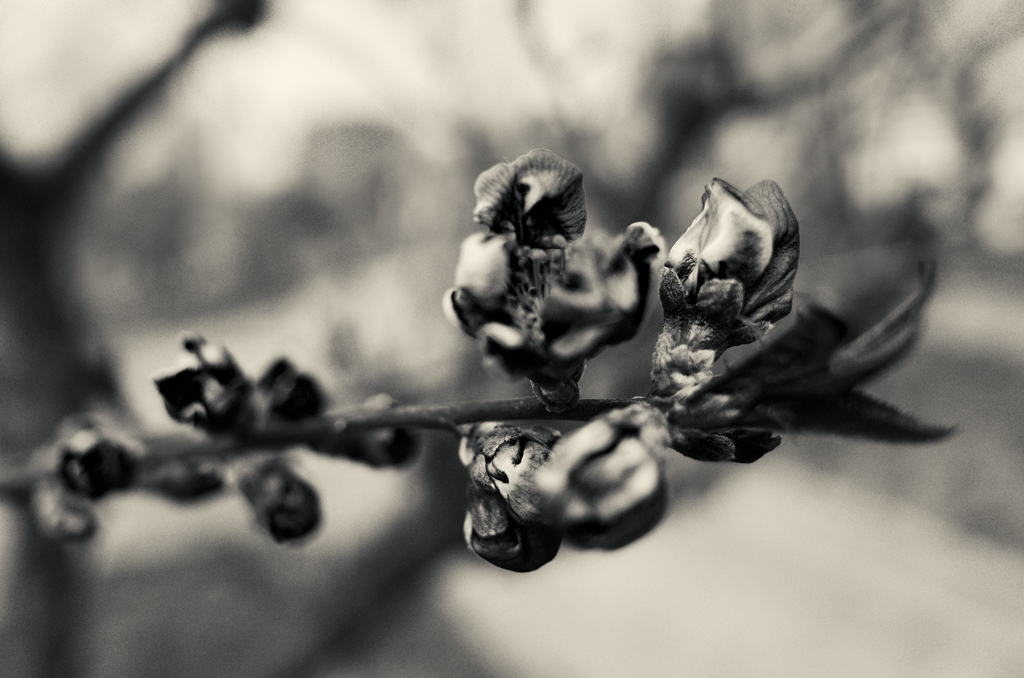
[11,149,950,571]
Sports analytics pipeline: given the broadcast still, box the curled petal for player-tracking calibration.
[663,179,798,346]
[473,149,586,246]
[153,335,253,433]
[740,180,800,327]
[461,427,563,571]
[537,404,670,549]
[453,233,512,307]
[461,423,561,523]
[668,180,773,288]
[463,489,562,573]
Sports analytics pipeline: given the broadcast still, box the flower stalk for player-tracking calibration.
[0,395,741,494]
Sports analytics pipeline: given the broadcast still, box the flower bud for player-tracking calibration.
[255,358,325,422]
[153,335,253,433]
[316,394,419,467]
[141,457,225,500]
[537,404,669,550]
[669,429,781,463]
[445,219,664,412]
[334,427,418,467]
[463,486,562,573]
[459,423,563,571]
[32,476,97,542]
[663,179,798,346]
[239,459,320,543]
[59,429,137,499]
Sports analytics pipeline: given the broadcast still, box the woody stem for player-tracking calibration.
[5,396,706,493]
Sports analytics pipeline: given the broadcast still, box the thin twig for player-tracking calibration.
[0,396,647,494]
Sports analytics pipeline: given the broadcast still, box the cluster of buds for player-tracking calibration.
[459,403,672,571]
[152,336,418,465]
[29,417,143,541]
[153,336,327,434]
[445,150,945,571]
[645,178,805,463]
[28,337,422,544]
[149,337,421,541]
[444,149,664,411]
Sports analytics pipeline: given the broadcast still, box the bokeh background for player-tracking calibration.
[2,0,1024,676]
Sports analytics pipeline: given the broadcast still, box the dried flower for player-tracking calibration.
[447,149,664,411]
[537,404,669,549]
[154,335,253,433]
[239,459,321,543]
[460,423,563,571]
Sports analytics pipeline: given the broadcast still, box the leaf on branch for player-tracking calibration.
[747,391,953,442]
[702,264,935,399]
[689,263,950,442]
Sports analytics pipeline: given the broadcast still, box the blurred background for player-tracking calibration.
[1,0,1024,676]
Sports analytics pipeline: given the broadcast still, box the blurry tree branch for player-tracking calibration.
[0,4,265,677]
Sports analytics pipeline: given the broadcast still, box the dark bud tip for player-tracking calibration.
[257,359,325,421]
[384,428,419,465]
[729,430,781,464]
[60,440,136,499]
[155,369,204,418]
[154,338,253,432]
